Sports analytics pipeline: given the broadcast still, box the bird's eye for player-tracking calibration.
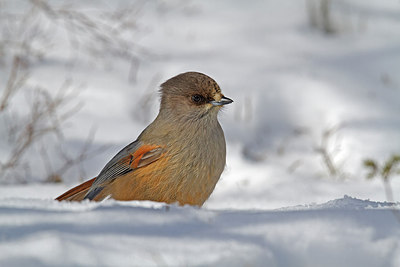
[191,94,205,104]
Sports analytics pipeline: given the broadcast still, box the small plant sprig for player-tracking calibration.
[363,154,400,202]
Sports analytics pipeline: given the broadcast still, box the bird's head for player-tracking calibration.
[159,72,233,121]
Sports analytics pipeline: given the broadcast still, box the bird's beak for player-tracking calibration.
[210,96,234,106]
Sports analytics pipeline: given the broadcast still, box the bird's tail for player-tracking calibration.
[55,178,96,201]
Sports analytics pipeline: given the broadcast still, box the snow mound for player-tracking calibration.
[317,195,399,210]
[280,195,400,211]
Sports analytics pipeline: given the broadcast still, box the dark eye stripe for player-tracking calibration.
[191,94,205,104]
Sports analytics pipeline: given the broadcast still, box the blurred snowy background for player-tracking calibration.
[1,0,399,208]
[0,0,400,266]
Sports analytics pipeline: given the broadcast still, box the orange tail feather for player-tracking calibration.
[56,178,96,201]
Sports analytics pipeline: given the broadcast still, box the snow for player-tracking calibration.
[1,0,400,266]
[0,195,399,267]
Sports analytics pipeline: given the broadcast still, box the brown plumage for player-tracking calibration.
[56,72,233,206]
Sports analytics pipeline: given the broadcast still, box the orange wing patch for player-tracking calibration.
[129,145,164,169]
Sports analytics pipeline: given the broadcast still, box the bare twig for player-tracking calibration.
[30,0,151,66]
[306,0,336,35]
[314,125,342,177]
[42,127,108,183]
[0,0,157,183]
[0,83,83,181]
[0,56,28,112]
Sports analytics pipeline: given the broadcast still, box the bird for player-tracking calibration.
[56,72,233,206]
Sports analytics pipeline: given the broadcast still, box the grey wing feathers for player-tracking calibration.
[84,140,141,200]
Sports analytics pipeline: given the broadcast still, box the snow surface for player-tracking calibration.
[0,193,399,267]
[1,0,400,266]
